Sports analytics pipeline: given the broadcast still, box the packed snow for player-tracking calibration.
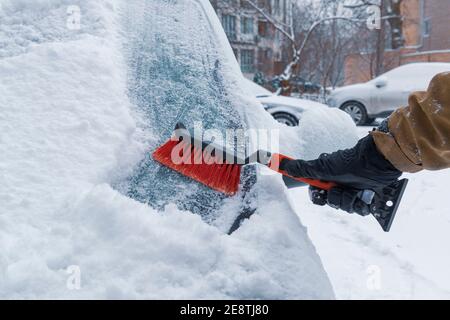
[290,127,450,299]
[0,0,347,299]
[3,0,447,300]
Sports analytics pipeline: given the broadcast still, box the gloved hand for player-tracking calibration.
[308,186,372,216]
[280,134,402,215]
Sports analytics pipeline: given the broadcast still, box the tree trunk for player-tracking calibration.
[389,0,404,49]
[375,0,386,76]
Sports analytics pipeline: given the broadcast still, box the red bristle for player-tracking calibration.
[193,146,203,165]
[231,165,240,186]
[191,146,206,182]
[232,165,242,192]
[205,153,221,185]
[152,139,241,195]
[217,164,232,193]
[209,164,222,190]
[219,164,233,189]
[218,164,230,187]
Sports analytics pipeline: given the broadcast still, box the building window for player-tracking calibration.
[257,0,271,13]
[257,48,272,68]
[241,17,254,34]
[423,18,431,37]
[274,51,282,62]
[259,48,272,61]
[258,20,268,37]
[274,0,280,13]
[240,49,255,73]
[274,29,280,42]
[240,0,253,10]
[222,15,236,40]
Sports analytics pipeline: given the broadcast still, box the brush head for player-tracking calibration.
[152,139,242,195]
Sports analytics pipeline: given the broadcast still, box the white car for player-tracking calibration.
[328,63,450,125]
[244,79,335,127]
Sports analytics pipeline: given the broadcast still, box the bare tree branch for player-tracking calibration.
[277,16,360,94]
[244,0,295,43]
[242,0,404,95]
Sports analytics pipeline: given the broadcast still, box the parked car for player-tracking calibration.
[328,63,450,125]
[122,0,343,297]
[244,79,333,127]
[270,75,322,95]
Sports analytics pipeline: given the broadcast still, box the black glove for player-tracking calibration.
[279,134,401,190]
[308,186,372,216]
[280,134,402,215]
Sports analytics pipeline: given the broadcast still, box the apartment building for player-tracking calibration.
[210,0,292,79]
[345,0,450,85]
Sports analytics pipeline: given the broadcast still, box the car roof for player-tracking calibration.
[396,62,450,69]
[375,62,450,87]
[384,62,450,76]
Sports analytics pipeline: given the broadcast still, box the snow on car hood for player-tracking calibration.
[330,83,368,96]
[257,95,329,109]
[251,95,359,159]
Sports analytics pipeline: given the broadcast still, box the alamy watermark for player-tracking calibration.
[366,265,382,291]
[167,121,279,166]
[366,5,382,30]
[66,265,81,290]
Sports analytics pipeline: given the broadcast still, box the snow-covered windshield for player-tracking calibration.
[0,0,340,299]
[119,0,254,225]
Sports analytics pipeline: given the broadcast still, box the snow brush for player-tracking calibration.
[153,123,408,232]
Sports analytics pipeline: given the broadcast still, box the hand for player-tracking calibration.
[309,186,372,216]
[281,135,402,215]
[279,158,291,171]
[280,135,402,190]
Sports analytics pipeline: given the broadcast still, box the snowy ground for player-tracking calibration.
[290,125,450,299]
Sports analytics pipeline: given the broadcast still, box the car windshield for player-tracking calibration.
[117,0,254,225]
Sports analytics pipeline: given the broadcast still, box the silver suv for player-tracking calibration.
[328,63,450,125]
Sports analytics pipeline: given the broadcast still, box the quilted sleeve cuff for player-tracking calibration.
[370,131,423,173]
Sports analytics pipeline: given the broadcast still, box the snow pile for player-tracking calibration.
[0,0,110,58]
[61,181,333,299]
[0,0,134,297]
[0,0,335,299]
[243,96,358,161]
[291,128,450,299]
[280,106,358,160]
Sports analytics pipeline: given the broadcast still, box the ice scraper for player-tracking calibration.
[153,123,408,232]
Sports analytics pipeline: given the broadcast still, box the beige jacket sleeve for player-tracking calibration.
[371,71,450,173]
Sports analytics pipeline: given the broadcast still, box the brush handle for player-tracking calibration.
[268,153,337,191]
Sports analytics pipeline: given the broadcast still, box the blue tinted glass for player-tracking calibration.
[117,0,254,225]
